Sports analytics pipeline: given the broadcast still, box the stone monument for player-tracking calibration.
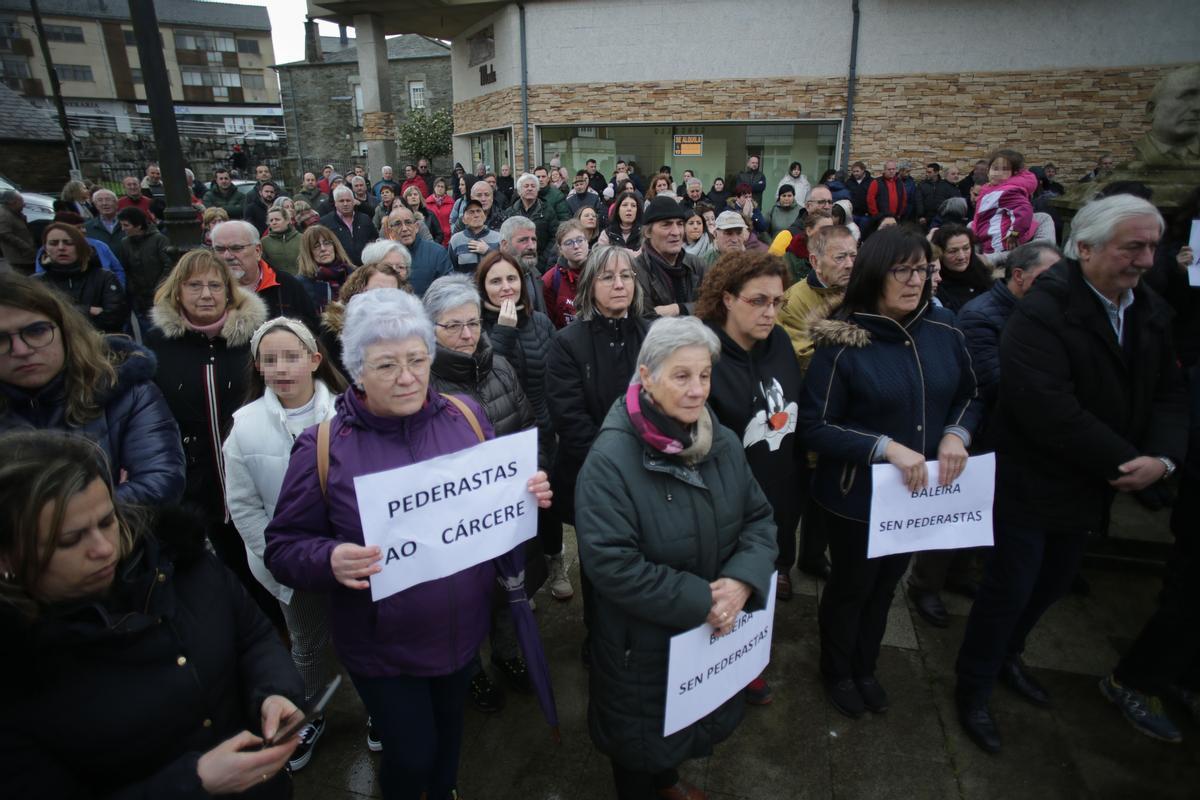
[1053,63,1200,225]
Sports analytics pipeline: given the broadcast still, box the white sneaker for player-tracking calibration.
[547,553,574,601]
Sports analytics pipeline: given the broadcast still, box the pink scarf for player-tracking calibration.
[184,310,229,338]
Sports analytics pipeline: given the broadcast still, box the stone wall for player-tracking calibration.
[278,55,454,186]
[453,65,1173,180]
[0,140,72,193]
[72,128,287,186]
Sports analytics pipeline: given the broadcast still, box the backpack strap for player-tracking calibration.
[440,393,485,443]
[316,419,331,498]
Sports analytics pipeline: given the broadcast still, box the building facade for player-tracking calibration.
[0,0,281,137]
[275,35,451,182]
[306,0,1198,187]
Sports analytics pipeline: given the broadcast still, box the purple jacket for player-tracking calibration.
[264,387,497,678]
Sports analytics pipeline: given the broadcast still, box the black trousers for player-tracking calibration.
[908,547,982,593]
[818,506,911,681]
[955,520,1088,703]
[1114,533,1200,693]
[610,762,679,799]
[797,462,828,567]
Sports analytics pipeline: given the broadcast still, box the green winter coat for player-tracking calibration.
[260,228,302,275]
[575,398,778,773]
[201,184,245,218]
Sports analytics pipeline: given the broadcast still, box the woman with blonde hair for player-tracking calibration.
[296,224,353,310]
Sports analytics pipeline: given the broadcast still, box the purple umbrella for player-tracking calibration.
[494,545,560,740]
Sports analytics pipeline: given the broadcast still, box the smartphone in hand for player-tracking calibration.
[263,675,342,747]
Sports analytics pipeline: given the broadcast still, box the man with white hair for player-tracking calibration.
[955,195,1186,753]
[349,175,378,217]
[211,219,318,331]
[502,174,556,269]
[386,204,452,296]
[85,188,125,249]
[319,185,376,266]
[373,165,400,199]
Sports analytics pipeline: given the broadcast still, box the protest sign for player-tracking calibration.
[663,573,777,737]
[354,428,538,601]
[867,452,994,559]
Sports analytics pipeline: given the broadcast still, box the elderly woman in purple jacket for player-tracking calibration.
[263,288,551,800]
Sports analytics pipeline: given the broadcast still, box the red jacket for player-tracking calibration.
[866,176,907,218]
[425,193,454,246]
[117,194,157,222]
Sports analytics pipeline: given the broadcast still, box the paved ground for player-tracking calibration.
[293,497,1199,799]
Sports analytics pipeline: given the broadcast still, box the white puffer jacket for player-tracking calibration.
[222,380,338,603]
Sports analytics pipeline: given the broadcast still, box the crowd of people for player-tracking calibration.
[0,144,1197,800]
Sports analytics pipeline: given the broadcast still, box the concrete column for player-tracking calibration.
[353,13,396,179]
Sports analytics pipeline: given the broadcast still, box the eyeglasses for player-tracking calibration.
[737,294,785,310]
[389,219,417,228]
[212,243,253,254]
[597,270,635,285]
[182,280,227,295]
[363,355,432,381]
[0,321,56,355]
[560,237,587,249]
[888,264,934,283]
[314,240,335,250]
[436,319,482,336]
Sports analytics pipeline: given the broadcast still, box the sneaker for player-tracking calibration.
[547,553,574,600]
[746,676,773,706]
[491,653,532,693]
[1099,674,1182,743]
[287,716,325,771]
[855,676,889,713]
[469,668,505,713]
[366,716,382,752]
[825,677,865,719]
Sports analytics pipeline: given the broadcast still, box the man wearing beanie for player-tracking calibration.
[633,196,708,317]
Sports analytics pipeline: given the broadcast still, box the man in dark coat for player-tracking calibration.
[915,163,962,229]
[319,187,376,267]
[955,196,1187,754]
[212,220,319,332]
[734,154,767,206]
[243,181,278,235]
[633,196,708,317]
[202,168,245,219]
[845,161,872,222]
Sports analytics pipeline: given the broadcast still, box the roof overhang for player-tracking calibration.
[307,0,514,39]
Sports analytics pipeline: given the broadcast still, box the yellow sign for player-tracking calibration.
[673,135,703,157]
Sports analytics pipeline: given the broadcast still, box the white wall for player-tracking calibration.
[451,4,522,108]
[495,0,1197,86]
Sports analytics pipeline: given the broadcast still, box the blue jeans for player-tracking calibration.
[350,662,473,800]
[955,521,1088,702]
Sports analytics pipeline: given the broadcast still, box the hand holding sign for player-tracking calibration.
[885,440,927,491]
[331,543,382,590]
[937,433,969,486]
[706,578,752,636]
[527,470,553,508]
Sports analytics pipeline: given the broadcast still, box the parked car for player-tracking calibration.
[0,175,55,222]
[238,130,280,142]
[204,178,258,197]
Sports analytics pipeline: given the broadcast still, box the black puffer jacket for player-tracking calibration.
[429,334,541,460]
[144,290,269,518]
[0,507,305,800]
[35,260,127,332]
[546,314,649,523]
[0,337,184,507]
[482,305,556,459]
[118,228,173,313]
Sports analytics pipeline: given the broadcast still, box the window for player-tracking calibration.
[467,26,494,67]
[54,64,94,82]
[353,83,364,127]
[206,50,224,64]
[237,39,259,55]
[0,55,30,78]
[43,24,84,43]
[180,68,239,87]
[409,80,426,110]
[0,18,20,39]
[224,116,250,133]
[130,68,171,85]
[174,31,235,52]
[241,71,265,90]
[212,86,228,98]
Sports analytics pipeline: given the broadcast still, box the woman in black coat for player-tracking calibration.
[0,430,305,799]
[932,224,993,313]
[143,249,277,626]
[34,222,126,333]
[799,228,980,719]
[0,273,184,507]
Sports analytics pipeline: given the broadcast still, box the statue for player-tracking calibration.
[1133,64,1200,166]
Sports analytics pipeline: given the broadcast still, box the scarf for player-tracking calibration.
[183,310,228,338]
[625,383,713,463]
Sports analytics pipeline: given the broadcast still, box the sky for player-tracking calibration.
[207,0,345,66]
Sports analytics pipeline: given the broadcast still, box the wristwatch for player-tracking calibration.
[1157,457,1176,480]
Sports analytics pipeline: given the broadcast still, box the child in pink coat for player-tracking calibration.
[970,149,1038,255]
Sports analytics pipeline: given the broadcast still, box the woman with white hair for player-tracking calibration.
[264,288,552,800]
[574,316,778,800]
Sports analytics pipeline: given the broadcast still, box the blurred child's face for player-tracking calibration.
[988,158,1013,185]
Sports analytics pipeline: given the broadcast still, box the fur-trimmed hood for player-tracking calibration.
[321,299,346,335]
[149,288,268,347]
[807,297,871,348]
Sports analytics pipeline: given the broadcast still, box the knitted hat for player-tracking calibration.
[642,195,687,225]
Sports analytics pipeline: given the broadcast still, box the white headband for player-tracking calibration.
[250,317,318,359]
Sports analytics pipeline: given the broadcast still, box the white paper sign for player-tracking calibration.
[1187,220,1200,287]
[663,572,777,737]
[867,453,995,559]
[353,428,539,601]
